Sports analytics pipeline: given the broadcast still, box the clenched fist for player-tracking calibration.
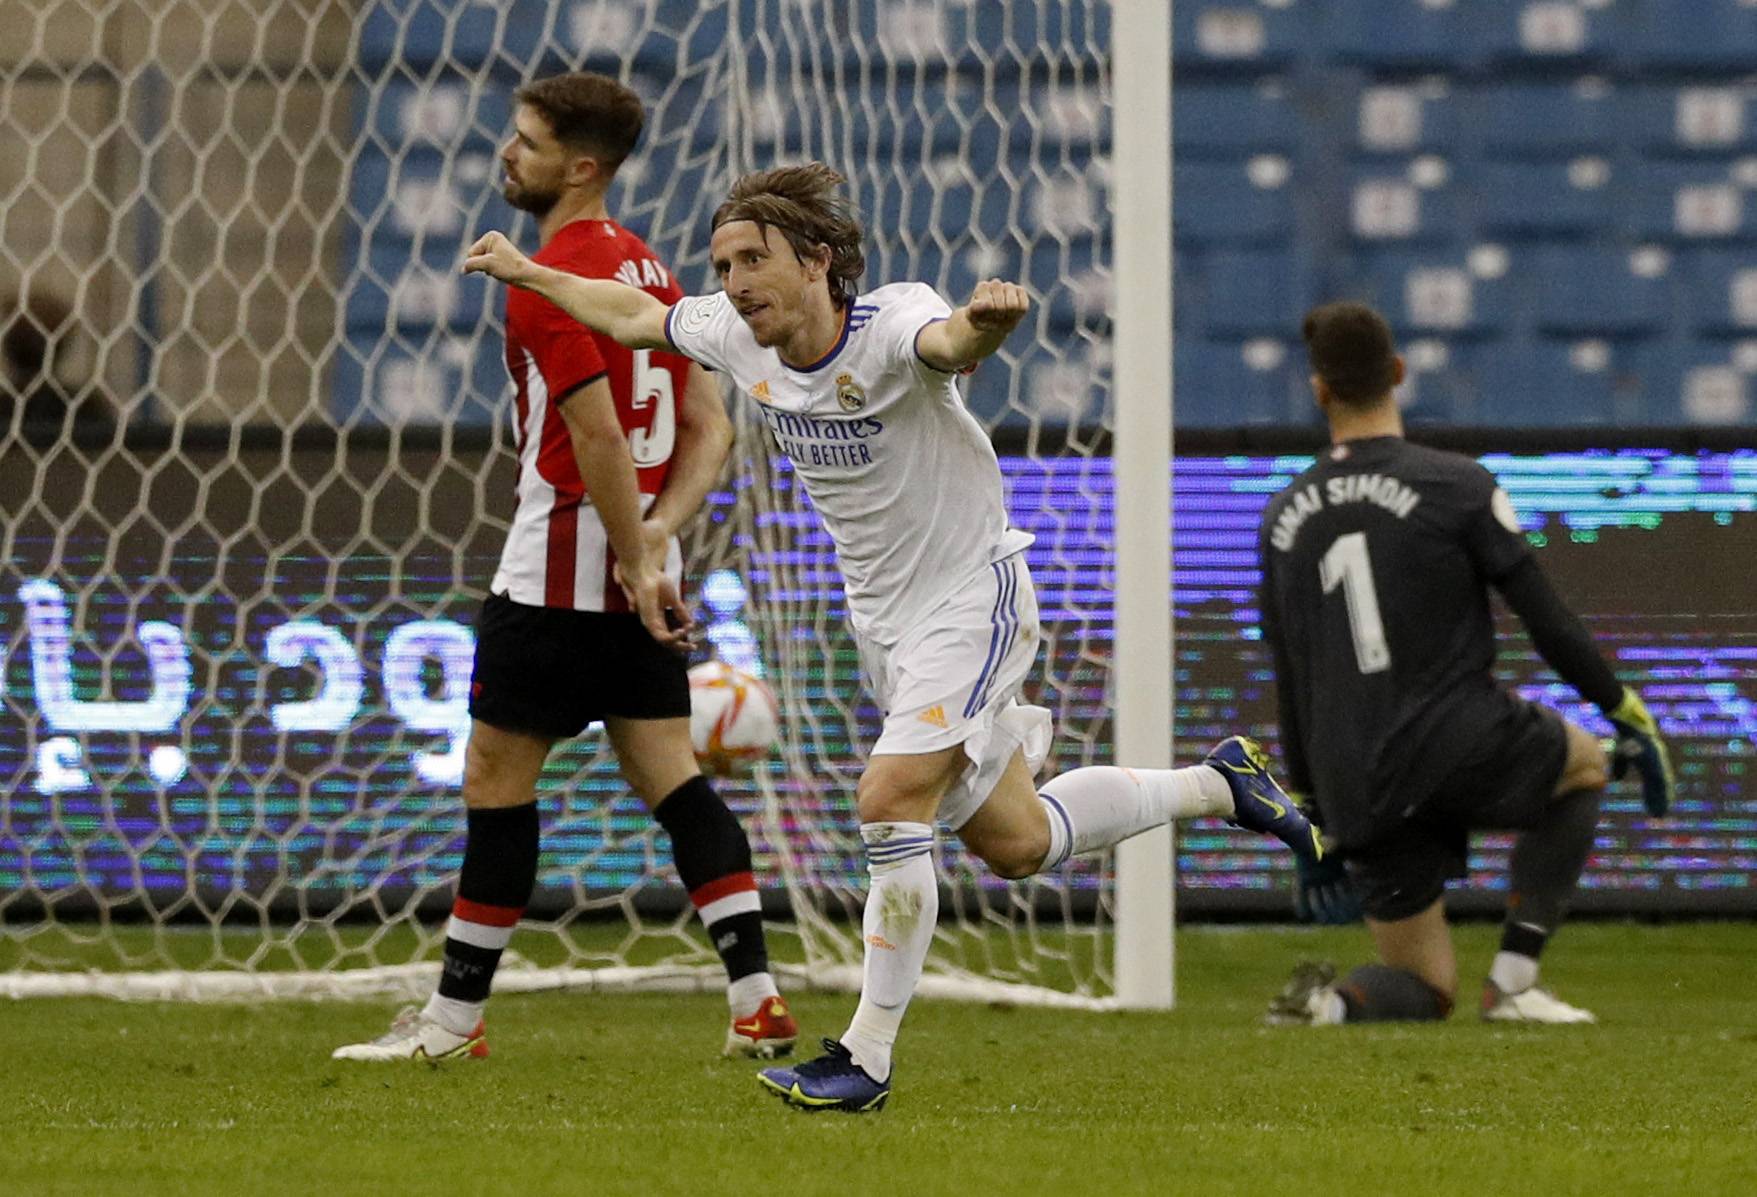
[462,231,533,285]
[963,278,1030,333]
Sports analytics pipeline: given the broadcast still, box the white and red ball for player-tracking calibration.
[687,660,780,775]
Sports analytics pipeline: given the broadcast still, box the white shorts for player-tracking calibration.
[858,552,1053,830]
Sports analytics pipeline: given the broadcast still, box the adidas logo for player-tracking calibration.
[917,704,947,728]
[751,380,771,400]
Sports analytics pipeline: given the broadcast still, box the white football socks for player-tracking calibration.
[1489,950,1540,995]
[840,821,938,1083]
[423,992,484,1036]
[727,971,781,1019]
[1036,764,1235,871]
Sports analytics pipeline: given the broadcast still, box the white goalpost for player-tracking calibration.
[1109,0,1175,1010]
[1,0,1173,1011]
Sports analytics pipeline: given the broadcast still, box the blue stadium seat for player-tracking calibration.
[344,240,499,334]
[1396,338,1479,424]
[358,1,523,73]
[1174,2,1310,73]
[1474,0,1620,69]
[962,343,1107,428]
[1623,0,1757,72]
[1022,240,1109,334]
[1623,164,1756,241]
[852,162,1039,249]
[1682,251,1757,336]
[1473,82,1623,158]
[358,78,513,156]
[1176,160,1296,247]
[1470,340,1627,427]
[1529,247,1674,337]
[348,147,516,247]
[992,79,1109,155]
[1345,164,1467,245]
[1322,1,1478,72]
[1633,340,1757,425]
[1185,249,1311,340]
[1175,82,1299,158]
[1349,82,1465,158]
[1174,339,1300,428]
[1335,247,1517,339]
[1470,159,1618,241]
[1629,86,1757,158]
[967,0,1110,66]
[331,331,509,425]
[359,0,720,76]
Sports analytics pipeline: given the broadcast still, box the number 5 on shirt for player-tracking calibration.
[628,347,676,467]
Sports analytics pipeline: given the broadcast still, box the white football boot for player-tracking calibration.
[1480,979,1597,1024]
[331,1006,490,1061]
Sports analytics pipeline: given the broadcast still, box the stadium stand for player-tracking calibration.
[336,0,1757,427]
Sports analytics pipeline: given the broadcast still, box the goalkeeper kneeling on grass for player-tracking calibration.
[1257,302,1676,1027]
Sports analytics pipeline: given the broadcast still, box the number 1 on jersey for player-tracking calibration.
[1319,532,1392,674]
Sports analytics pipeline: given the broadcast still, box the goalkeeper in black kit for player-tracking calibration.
[1258,302,1675,1026]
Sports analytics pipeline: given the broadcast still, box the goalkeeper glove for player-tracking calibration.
[1287,794,1360,925]
[1293,852,1360,925]
[1605,686,1675,817]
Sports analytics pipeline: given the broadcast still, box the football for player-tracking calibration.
[687,660,781,775]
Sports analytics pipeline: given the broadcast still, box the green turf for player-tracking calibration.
[3,923,1755,1197]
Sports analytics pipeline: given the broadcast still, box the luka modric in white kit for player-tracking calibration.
[464,161,1324,1113]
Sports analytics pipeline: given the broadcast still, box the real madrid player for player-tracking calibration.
[463,162,1322,1112]
[333,73,796,1066]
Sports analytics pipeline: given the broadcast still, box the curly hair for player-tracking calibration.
[712,162,866,308]
[515,72,644,170]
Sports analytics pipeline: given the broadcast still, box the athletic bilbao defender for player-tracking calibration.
[334,73,796,1063]
[1260,302,1675,1027]
[464,162,1322,1110]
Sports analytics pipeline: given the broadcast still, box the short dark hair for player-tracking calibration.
[1302,301,1398,406]
[515,72,644,171]
[712,162,866,309]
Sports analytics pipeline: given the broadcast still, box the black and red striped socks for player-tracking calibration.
[653,775,778,1015]
[425,802,539,1034]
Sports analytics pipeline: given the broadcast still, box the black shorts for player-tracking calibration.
[1345,694,1570,923]
[467,592,690,739]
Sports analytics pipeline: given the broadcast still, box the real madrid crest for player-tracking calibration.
[835,372,867,412]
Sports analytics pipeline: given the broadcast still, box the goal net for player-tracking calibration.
[0,0,1192,1008]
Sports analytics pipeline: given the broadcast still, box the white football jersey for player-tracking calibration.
[665,282,1032,644]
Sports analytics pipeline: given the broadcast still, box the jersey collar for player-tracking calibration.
[781,304,853,374]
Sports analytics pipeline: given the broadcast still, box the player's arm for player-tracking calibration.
[1494,558,1674,814]
[555,376,689,649]
[914,279,1030,372]
[463,231,670,350]
[1256,552,1314,796]
[644,363,732,546]
[1259,550,1357,923]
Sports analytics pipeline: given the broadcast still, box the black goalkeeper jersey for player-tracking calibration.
[1257,436,1537,850]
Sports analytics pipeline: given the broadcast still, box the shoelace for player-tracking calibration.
[792,1039,856,1079]
[373,1006,423,1044]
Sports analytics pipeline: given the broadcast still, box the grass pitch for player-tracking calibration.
[3,922,1755,1197]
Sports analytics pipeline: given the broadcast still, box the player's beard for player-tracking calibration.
[503,177,559,218]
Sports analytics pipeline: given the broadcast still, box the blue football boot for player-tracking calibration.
[757,1039,890,1113]
[1203,736,1324,864]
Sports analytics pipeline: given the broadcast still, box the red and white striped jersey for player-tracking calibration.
[491,218,690,611]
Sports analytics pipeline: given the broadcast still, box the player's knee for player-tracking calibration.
[1425,968,1458,1013]
[1564,753,1610,795]
[1556,721,1610,795]
[974,834,1047,881]
[855,779,937,826]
